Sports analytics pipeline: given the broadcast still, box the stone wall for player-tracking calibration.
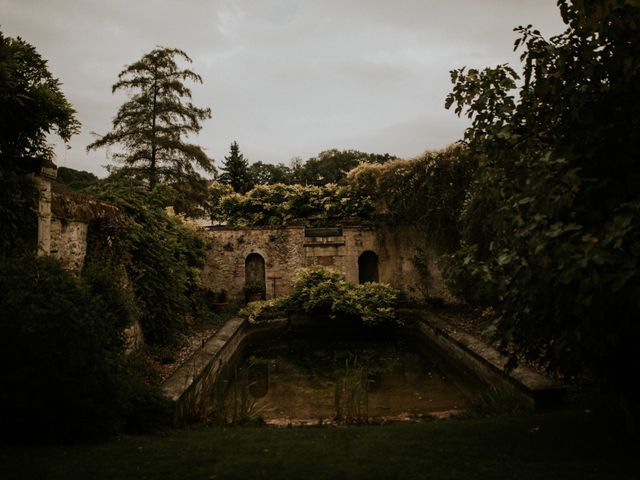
[200,224,449,303]
[49,219,88,270]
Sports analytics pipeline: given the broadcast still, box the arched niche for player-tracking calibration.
[245,252,266,299]
[358,250,379,284]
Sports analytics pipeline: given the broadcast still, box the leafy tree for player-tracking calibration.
[53,166,99,192]
[87,47,213,192]
[0,31,80,166]
[443,0,640,420]
[0,31,79,254]
[248,160,291,185]
[219,141,251,193]
[300,149,397,186]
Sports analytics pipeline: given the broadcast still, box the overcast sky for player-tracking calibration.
[3,0,566,177]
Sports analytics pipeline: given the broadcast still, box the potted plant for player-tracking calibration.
[244,282,265,303]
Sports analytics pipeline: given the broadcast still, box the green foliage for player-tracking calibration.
[239,297,290,323]
[0,168,38,256]
[87,47,213,194]
[0,254,170,443]
[0,30,79,255]
[88,178,207,345]
[0,30,79,165]
[443,0,640,391]
[53,166,99,192]
[208,182,375,226]
[247,161,291,185]
[297,149,397,186]
[220,141,251,193]
[241,267,400,326]
[242,149,395,188]
[332,281,399,326]
[348,145,476,249]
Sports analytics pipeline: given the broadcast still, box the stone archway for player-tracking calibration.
[245,253,266,299]
[358,250,379,283]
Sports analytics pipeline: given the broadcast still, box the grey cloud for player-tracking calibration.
[3,0,565,174]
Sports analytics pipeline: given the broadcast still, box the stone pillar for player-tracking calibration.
[35,163,57,256]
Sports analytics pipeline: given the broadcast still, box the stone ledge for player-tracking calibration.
[161,317,289,423]
[401,309,566,409]
[162,317,246,402]
[303,242,346,247]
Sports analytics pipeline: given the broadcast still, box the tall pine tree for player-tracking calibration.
[87,47,214,190]
[219,141,251,193]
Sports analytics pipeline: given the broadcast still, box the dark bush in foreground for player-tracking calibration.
[0,255,171,444]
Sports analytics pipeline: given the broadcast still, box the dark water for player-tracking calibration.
[218,329,481,425]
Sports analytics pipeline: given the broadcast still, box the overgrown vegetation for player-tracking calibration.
[0,255,172,444]
[208,182,375,226]
[0,30,79,256]
[347,144,475,249]
[240,266,400,326]
[441,0,640,400]
[87,178,208,345]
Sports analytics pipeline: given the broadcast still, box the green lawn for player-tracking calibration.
[1,410,638,480]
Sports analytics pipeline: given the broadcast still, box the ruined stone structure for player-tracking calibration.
[200,223,448,303]
[34,167,144,350]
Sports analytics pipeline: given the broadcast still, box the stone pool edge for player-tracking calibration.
[162,311,566,423]
[162,317,288,424]
[403,309,566,409]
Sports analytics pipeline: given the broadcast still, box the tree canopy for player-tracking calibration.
[219,141,251,193]
[87,47,213,191]
[0,30,80,255]
[441,0,640,394]
[0,30,80,167]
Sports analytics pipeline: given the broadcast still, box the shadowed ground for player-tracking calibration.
[2,410,638,480]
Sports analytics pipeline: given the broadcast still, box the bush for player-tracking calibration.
[208,182,375,227]
[88,180,208,346]
[0,255,171,444]
[240,267,401,326]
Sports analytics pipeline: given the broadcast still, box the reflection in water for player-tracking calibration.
[214,332,480,425]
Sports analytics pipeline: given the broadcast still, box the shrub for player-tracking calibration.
[88,180,207,346]
[240,266,400,326]
[0,254,171,444]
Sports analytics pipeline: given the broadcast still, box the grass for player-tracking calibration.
[2,409,638,480]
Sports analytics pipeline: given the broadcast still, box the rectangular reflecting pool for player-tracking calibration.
[211,327,483,425]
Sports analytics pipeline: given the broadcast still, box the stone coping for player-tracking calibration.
[162,317,246,402]
[162,317,288,403]
[163,310,566,419]
[402,309,566,409]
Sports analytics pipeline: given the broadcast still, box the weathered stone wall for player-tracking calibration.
[200,224,449,303]
[50,220,88,270]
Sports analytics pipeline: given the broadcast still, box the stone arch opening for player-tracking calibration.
[358,250,379,284]
[245,252,266,300]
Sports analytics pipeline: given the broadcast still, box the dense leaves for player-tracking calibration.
[53,166,99,192]
[88,179,207,345]
[0,30,79,255]
[208,182,375,226]
[0,255,172,443]
[442,0,640,395]
[348,144,475,249]
[241,267,400,326]
[0,31,79,166]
